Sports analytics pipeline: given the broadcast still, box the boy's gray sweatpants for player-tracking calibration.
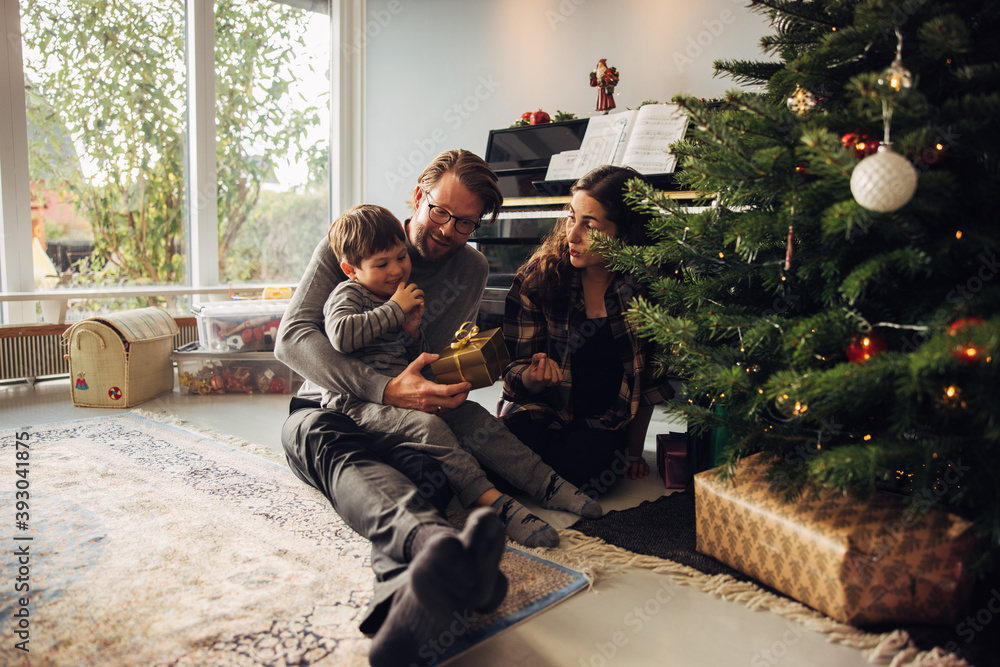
[336,396,558,507]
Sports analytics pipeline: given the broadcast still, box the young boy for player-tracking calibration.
[321,204,602,547]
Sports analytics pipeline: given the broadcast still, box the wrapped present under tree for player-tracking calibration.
[695,454,978,626]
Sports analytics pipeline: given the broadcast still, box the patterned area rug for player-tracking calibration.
[0,413,587,666]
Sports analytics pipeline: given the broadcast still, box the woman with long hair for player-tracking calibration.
[499,165,673,495]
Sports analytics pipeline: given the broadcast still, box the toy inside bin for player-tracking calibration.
[192,299,289,352]
[172,342,302,395]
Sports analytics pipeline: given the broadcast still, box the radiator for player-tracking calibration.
[0,323,199,383]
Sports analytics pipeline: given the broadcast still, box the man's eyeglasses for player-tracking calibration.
[423,190,481,235]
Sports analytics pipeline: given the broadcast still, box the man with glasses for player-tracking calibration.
[276,150,509,666]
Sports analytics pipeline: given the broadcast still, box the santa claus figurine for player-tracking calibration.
[590,58,619,113]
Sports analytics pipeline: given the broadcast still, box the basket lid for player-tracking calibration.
[65,307,179,343]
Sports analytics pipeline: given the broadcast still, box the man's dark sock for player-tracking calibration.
[368,509,506,667]
[458,507,508,613]
[404,522,455,562]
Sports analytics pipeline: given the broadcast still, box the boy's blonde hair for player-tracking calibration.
[328,204,407,267]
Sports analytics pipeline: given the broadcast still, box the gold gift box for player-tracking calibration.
[695,453,978,626]
[430,323,510,390]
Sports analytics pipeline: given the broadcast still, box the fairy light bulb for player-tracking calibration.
[846,331,887,363]
[879,57,913,91]
[879,30,913,92]
[940,384,967,410]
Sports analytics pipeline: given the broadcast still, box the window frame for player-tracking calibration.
[0,0,364,325]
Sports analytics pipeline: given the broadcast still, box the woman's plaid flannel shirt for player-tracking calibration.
[499,260,672,430]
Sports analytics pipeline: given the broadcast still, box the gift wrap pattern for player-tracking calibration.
[430,324,510,390]
[694,453,978,626]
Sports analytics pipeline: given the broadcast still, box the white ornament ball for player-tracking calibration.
[850,145,918,213]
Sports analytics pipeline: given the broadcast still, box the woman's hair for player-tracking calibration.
[407,149,503,225]
[522,165,652,302]
[328,204,406,267]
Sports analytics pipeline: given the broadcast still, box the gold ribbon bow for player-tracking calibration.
[450,321,480,349]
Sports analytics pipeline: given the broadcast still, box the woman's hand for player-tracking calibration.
[521,352,561,395]
[625,453,649,480]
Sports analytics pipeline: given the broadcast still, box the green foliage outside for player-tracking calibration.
[22,0,327,286]
[225,188,330,283]
[600,0,1000,568]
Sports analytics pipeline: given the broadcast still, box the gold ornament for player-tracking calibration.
[878,57,913,92]
[786,85,817,116]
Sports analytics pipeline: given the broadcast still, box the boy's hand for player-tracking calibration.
[390,282,424,313]
[402,303,423,339]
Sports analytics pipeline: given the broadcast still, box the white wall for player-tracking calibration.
[363,0,774,217]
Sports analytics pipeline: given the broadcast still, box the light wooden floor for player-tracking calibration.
[2,377,872,667]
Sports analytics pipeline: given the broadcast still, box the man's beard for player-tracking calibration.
[411,222,459,262]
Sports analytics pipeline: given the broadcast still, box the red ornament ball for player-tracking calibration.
[841,132,880,160]
[947,317,984,336]
[845,331,887,364]
[948,317,986,362]
[913,141,949,168]
[527,109,550,125]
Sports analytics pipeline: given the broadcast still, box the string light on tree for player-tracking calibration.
[774,393,808,418]
[878,52,913,92]
[841,132,880,159]
[845,331,888,363]
[938,384,968,411]
[948,317,986,362]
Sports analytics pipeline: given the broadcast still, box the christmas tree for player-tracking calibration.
[603,0,1000,570]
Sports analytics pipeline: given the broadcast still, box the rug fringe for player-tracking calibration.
[551,530,970,667]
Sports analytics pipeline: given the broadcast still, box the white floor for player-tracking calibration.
[1,377,872,667]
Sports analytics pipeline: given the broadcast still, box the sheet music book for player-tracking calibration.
[617,104,689,175]
[571,112,634,177]
[550,104,689,180]
[544,150,581,181]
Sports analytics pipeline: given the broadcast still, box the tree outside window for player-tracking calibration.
[22,0,329,303]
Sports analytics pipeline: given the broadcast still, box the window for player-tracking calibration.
[22,0,190,292]
[215,0,331,284]
[2,0,341,324]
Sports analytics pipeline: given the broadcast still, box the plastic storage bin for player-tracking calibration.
[192,299,289,352]
[172,342,302,395]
